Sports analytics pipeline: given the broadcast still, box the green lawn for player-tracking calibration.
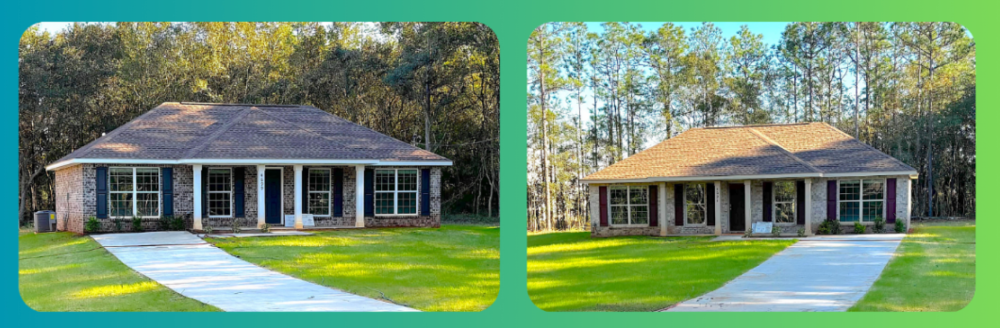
[207,224,499,312]
[850,221,975,312]
[527,232,794,312]
[18,232,218,312]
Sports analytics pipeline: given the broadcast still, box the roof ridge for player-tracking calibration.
[179,101,300,108]
[181,106,255,159]
[746,128,822,173]
[703,122,812,130]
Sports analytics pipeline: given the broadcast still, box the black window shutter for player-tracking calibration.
[421,169,430,216]
[233,167,245,217]
[96,167,108,219]
[302,167,309,214]
[649,185,659,226]
[763,182,772,222]
[796,180,806,225]
[674,184,684,226]
[364,168,374,217]
[598,186,608,227]
[201,167,208,217]
[706,183,715,225]
[827,180,838,221]
[333,168,344,217]
[162,167,174,216]
[886,178,897,223]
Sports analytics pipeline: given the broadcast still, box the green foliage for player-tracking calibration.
[231,218,242,234]
[744,228,753,238]
[158,216,171,231]
[797,228,806,237]
[873,217,886,233]
[84,217,100,233]
[260,223,271,233]
[771,224,782,237]
[895,220,907,233]
[112,218,124,232]
[854,222,867,234]
[131,216,144,232]
[818,220,843,235]
[203,224,213,235]
[169,216,186,231]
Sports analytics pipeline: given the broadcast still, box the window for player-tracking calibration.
[773,181,796,223]
[609,185,648,225]
[685,183,706,225]
[208,168,232,217]
[839,179,884,222]
[108,167,160,218]
[308,169,331,216]
[375,169,418,215]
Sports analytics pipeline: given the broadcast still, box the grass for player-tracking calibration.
[18,232,219,312]
[850,221,975,311]
[206,224,499,312]
[527,232,794,312]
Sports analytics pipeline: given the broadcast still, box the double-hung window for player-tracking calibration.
[308,169,331,216]
[108,167,160,218]
[685,183,706,225]
[375,169,418,215]
[609,186,649,225]
[773,181,796,223]
[838,179,884,222]
[207,168,232,217]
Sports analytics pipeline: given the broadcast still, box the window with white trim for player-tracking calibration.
[773,181,796,223]
[108,167,160,218]
[609,185,648,225]
[207,168,232,217]
[839,179,884,222]
[685,183,706,225]
[375,169,418,215]
[308,169,331,216]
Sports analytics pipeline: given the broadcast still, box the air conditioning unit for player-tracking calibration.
[34,211,56,233]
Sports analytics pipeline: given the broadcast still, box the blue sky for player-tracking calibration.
[584,22,792,46]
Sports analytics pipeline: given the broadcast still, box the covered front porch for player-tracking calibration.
[663,179,816,237]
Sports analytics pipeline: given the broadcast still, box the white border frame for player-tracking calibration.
[107,167,162,219]
[206,167,234,218]
[306,168,332,217]
[374,169,419,217]
[771,180,797,225]
[836,179,887,224]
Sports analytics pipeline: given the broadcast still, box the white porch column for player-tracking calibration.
[293,165,303,229]
[192,164,203,230]
[355,165,366,227]
[658,183,667,236]
[257,165,266,228]
[905,178,912,230]
[714,181,722,235]
[804,179,813,236]
[744,180,752,232]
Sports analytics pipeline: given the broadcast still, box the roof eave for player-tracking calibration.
[582,170,919,184]
[46,158,453,171]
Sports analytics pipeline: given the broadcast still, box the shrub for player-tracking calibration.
[158,216,171,231]
[169,216,186,231]
[797,228,806,237]
[771,224,782,237]
[895,220,906,233]
[113,218,124,232]
[231,218,242,234]
[84,217,100,233]
[873,217,886,233]
[131,216,144,232]
[853,222,867,234]
[829,221,843,235]
[743,228,752,238]
[203,224,213,234]
[261,223,271,233]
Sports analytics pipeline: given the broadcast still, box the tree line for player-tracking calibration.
[19,22,499,224]
[528,22,975,232]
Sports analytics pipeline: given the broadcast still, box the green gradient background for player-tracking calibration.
[1,0,992,326]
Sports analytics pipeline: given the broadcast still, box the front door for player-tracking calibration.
[265,169,282,224]
[729,184,745,232]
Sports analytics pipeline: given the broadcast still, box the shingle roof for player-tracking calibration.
[51,102,449,167]
[583,122,916,182]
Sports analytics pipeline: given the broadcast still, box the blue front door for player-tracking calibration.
[265,169,282,224]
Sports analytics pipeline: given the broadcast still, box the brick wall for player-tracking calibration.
[362,167,441,228]
[54,165,84,233]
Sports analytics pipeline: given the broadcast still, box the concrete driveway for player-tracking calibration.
[667,234,904,312]
[92,231,417,312]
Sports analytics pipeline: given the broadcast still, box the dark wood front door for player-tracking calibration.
[265,169,282,224]
[729,184,745,232]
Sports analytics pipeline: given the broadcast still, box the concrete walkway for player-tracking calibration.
[667,234,905,312]
[92,231,417,312]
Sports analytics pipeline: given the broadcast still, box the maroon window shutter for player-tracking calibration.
[827,180,837,221]
[674,184,684,226]
[796,180,806,225]
[886,178,897,223]
[706,183,715,225]
[599,186,608,227]
[649,185,658,226]
[763,182,773,222]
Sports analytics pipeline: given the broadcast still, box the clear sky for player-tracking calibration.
[584,22,793,46]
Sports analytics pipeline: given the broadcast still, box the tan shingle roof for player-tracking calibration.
[583,122,916,182]
[53,102,449,164]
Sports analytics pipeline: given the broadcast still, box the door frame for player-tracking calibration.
[264,167,284,225]
[729,183,745,232]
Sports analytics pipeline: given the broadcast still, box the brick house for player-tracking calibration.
[582,123,917,237]
[47,102,450,233]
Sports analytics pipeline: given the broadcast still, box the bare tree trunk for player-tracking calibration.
[19,167,45,226]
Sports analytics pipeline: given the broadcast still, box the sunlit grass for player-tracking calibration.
[527,232,794,312]
[18,232,218,312]
[207,224,499,312]
[850,221,975,312]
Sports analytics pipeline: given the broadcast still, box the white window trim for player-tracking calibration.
[772,181,797,225]
[207,167,233,218]
[375,169,419,216]
[608,185,650,227]
[108,167,161,219]
[837,179,886,223]
[307,168,332,217]
[683,183,707,226]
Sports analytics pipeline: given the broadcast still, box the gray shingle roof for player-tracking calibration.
[52,102,449,166]
[583,122,916,182]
